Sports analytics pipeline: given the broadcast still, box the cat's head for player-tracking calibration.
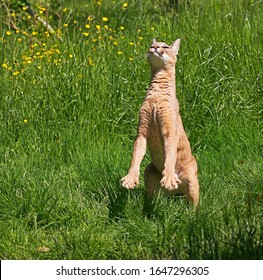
[148,38,181,71]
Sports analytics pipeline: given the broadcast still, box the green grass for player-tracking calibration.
[0,0,262,259]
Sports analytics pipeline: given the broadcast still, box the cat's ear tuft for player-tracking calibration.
[152,38,157,45]
[170,39,181,56]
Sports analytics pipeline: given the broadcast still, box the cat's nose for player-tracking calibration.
[155,47,162,53]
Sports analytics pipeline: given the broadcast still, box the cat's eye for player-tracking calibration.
[162,45,170,49]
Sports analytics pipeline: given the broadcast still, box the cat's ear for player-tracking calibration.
[170,39,181,56]
[152,38,157,45]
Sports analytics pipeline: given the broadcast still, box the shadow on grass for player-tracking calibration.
[142,192,190,219]
[106,181,129,222]
[105,181,185,221]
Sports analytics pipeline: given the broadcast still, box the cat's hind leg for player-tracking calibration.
[144,162,162,199]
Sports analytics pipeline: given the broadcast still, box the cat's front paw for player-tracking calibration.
[160,170,182,191]
[121,173,139,189]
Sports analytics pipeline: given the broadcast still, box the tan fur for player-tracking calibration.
[121,38,199,206]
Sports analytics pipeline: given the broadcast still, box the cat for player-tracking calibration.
[121,38,199,206]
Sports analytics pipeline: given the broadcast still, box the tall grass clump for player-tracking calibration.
[0,0,262,259]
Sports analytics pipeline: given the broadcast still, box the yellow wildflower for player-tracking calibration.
[123,2,128,8]
[82,32,89,37]
[96,25,101,30]
[23,119,28,124]
[6,31,12,36]
[102,17,108,22]
[23,56,33,64]
[13,71,20,76]
[85,24,90,29]
[87,57,94,66]
[120,26,125,31]
[117,51,122,55]
[30,43,38,48]
[54,59,62,64]
[39,7,46,14]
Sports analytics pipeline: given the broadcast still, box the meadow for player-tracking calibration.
[0,0,262,259]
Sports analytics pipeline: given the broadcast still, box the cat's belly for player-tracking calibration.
[147,123,165,173]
